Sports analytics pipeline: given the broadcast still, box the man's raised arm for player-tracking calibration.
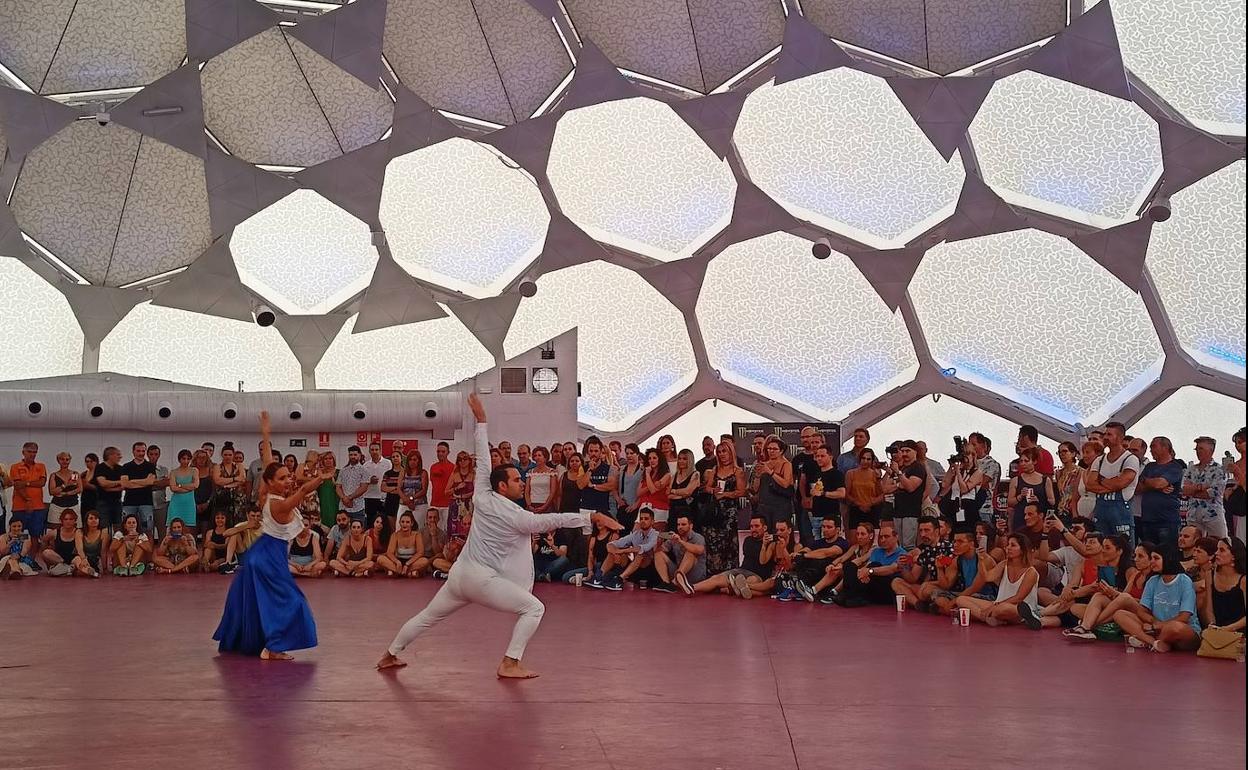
[469,393,490,493]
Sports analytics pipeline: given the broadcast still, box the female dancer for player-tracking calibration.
[213,411,328,660]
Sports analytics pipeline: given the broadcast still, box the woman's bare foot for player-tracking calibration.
[260,649,293,661]
[497,657,539,679]
[375,652,407,670]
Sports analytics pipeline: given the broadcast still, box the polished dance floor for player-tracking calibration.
[4,576,1244,769]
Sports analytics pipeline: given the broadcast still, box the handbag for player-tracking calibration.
[1197,627,1245,660]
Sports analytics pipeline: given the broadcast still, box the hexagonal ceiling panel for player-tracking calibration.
[231,189,379,316]
[547,97,736,261]
[10,121,210,286]
[0,0,184,93]
[1097,0,1245,136]
[698,232,919,420]
[200,27,393,167]
[0,257,84,380]
[99,302,301,391]
[1145,160,1246,376]
[1128,386,1247,452]
[844,394,1061,458]
[504,260,698,431]
[735,69,964,249]
[379,138,549,299]
[970,70,1163,227]
[912,229,1166,426]
[316,312,495,391]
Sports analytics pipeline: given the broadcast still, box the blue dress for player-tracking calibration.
[213,497,317,656]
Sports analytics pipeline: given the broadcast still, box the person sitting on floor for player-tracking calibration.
[588,508,660,591]
[1187,536,1218,601]
[153,518,200,574]
[377,512,425,578]
[955,533,1042,629]
[418,507,447,576]
[656,513,707,595]
[789,518,849,602]
[325,510,352,557]
[691,514,775,599]
[1178,524,1201,569]
[430,511,472,579]
[200,511,230,573]
[832,523,906,608]
[0,519,37,578]
[288,513,327,578]
[39,508,81,577]
[1113,548,1202,653]
[219,507,263,574]
[532,529,571,583]
[734,519,801,600]
[1062,541,1158,641]
[330,518,375,577]
[891,515,954,611]
[1201,537,1246,633]
[931,528,997,615]
[110,513,152,577]
[76,510,109,578]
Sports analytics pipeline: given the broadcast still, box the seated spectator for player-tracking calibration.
[737,519,801,600]
[377,512,425,578]
[1178,525,1201,570]
[40,508,81,577]
[330,519,374,577]
[1201,537,1246,632]
[200,511,230,573]
[1061,542,1160,640]
[532,529,571,583]
[790,518,848,602]
[955,533,1042,629]
[288,513,327,578]
[1034,517,1097,621]
[153,518,200,574]
[832,523,906,608]
[891,516,954,611]
[220,507,264,574]
[76,510,109,578]
[1188,537,1218,601]
[655,513,707,594]
[1114,549,1202,652]
[431,512,472,578]
[326,510,352,557]
[810,522,878,603]
[691,514,775,599]
[565,517,619,585]
[0,519,37,578]
[418,508,447,576]
[110,513,152,576]
[931,529,997,614]
[589,508,660,591]
[367,515,390,557]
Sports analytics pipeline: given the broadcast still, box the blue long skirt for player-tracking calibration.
[213,534,317,655]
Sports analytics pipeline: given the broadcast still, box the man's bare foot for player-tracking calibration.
[260,649,293,661]
[497,658,539,679]
[376,652,407,670]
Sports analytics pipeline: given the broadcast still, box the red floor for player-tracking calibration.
[4,576,1244,769]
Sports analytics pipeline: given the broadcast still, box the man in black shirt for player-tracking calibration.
[94,446,126,532]
[808,445,846,528]
[691,514,774,598]
[792,427,821,547]
[694,436,717,476]
[121,441,158,536]
[792,517,849,601]
[890,440,928,549]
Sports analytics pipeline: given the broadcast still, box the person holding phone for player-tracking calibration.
[955,533,1042,628]
[153,518,200,574]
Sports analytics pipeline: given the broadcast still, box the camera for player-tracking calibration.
[885,441,902,458]
[949,434,966,467]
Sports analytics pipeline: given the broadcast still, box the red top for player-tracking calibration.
[428,460,455,507]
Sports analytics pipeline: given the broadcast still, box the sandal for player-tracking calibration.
[130,563,146,576]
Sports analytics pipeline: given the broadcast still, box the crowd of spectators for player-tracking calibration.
[1,422,1244,657]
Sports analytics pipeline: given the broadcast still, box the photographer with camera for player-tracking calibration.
[969,433,1002,522]
[886,441,928,549]
[938,438,986,526]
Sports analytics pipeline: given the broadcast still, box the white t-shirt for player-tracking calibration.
[1051,545,1085,587]
[359,458,392,500]
[1092,450,1141,501]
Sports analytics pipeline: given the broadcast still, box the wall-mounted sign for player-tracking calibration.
[289,439,307,448]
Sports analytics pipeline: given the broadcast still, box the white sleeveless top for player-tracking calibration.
[996,563,1039,610]
[262,495,304,541]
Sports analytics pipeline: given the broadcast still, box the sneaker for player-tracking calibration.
[1063,626,1096,642]
[432,570,449,580]
[1017,602,1042,631]
[586,576,605,590]
[130,563,147,576]
[1126,635,1148,649]
[792,579,816,603]
[218,562,236,575]
[113,565,127,577]
[775,588,795,602]
[651,582,677,594]
[728,573,752,599]
[674,572,694,596]
[604,575,624,592]
[47,563,73,577]
[818,590,839,606]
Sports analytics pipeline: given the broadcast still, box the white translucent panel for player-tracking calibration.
[734,69,965,249]
[0,259,83,381]
[504,260,698,431]
[1129,388,1247,460]
[1095,0,1245,136]
[315,312,494,391]
[971,71,1163,227]
[1145,161,1246,376]
[641,399,768,456]
[842,396,1062,461]
[99,302,301,391]
[697,232,919,420]
[380,138,549,298]
[231,190,378,315]
[911,230,1165,426]
[547,97,736,261]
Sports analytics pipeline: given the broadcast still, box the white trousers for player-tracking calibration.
[387,561,545,661]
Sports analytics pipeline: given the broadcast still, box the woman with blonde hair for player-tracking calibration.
[446,450,475,538]
[703,440,746,574]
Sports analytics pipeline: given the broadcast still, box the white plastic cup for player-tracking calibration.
[572,573,583,587]
[896,595,906,613]
[958,607,971,626]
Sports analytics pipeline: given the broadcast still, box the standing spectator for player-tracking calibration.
[937,444,985,526]
[514,444,536,482]
[360,442,392,527]
[1138,437,1185,546]
[147,445,170,539]
[336,446,371,525]
[446,450,475,538]
[579,438,617,527]
[694,436,717,476]
[296,451,321,524]
[703,440,746,574]
[46,452,82,531]
[212,444,248,525]
[549,443,565,474]
[120,441,158,536]
[1182,437,1228,538]
[639,448,672,531]
[808,445,846,533]
[1054,442,1081,517]
[381,452,403,529]
[668,449,702,530]
[497,441,514,466]
[1086,422,1141,547]
[1006,447,1056,531]
[915,441,945,507]
[428,442,455,522]
[616,444,644,531]
[1127,437,1149,522]
[890,441,928,548]
[79,453,99,524]
[192,450,215,529]
[1073,441,1101,519]
[10,442,48,540]
[246,440,267,503]
[838,428,871,475]
[1228,428,1247,541]
[167,450,200,534]
[970,432,1001,522]
[754,436,794,530]
[559,452,587,513]
[398,451,430,519]
[0,461,9,529]
[1017,425,1055,476]
[657,435,680,478]
[845,448,885,529]
[315,452,339,528]
[792,427,820,547]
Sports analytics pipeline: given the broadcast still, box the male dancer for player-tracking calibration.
[377,393,621,678]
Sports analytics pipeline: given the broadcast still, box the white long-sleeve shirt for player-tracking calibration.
[461,423,589,577]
